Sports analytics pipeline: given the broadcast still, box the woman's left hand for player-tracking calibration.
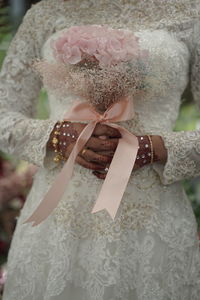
[92,154,141,179]
[92,135,167,179]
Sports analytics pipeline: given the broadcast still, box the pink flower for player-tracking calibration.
[51,25,143,66]
[62,45,82,64]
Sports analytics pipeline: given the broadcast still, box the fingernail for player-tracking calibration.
[99,135,107,140]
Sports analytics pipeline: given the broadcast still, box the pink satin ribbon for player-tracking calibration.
[24,96,139,226]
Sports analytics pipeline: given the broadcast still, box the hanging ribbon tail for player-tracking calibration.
[24,96,136,225]
[91,124,139,220]
[24,121,97,226]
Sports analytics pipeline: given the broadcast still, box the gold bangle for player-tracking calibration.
[147,135,154,164]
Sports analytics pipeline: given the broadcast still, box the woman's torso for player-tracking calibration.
[22,0,199,235]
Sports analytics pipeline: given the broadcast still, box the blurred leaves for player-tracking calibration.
[0,0,11,35]
[175,100,200,131]
[174,101,200,229]
[36,88,50,120]
[0,1,12,66]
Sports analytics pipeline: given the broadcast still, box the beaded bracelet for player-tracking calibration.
[136,135,154,167]
[51,121,78,163]
[51,121,66,162]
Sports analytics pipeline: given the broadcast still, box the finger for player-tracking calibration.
[86,137,119,151]
[81,148,112,164]
[92,171,107,180]
[95,150,114,157]
[93,124,121,138]
[76,155,106,171]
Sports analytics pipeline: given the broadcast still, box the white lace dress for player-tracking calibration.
[1,0,200,299]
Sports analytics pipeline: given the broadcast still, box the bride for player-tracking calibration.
[1,0,200,299]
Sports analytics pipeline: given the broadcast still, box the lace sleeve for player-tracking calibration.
[152,20,200,185]
[0,4,56,167]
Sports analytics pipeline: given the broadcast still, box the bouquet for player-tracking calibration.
[33,25,148,112]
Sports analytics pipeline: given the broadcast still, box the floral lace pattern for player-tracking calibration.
[159,20,200,185]
[0,5,56,167]
[1,0,200,299]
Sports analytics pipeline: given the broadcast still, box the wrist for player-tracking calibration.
[48,121,78,163]
[136,135,161,168]
[47,128,56,151]
[150,135,167,164]
[136,135,153,167]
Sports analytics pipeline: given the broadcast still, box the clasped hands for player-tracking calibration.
[48,121,167,179]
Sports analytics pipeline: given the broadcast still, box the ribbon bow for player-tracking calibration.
[25,96,139,226]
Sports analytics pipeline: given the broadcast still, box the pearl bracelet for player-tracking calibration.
[136,135,154,167]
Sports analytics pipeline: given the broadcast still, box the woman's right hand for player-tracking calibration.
[48,122,121,171]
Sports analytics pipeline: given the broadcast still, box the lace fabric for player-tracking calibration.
[0,5,56,167]
[158,19,200,184]
[1,1,200,299]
